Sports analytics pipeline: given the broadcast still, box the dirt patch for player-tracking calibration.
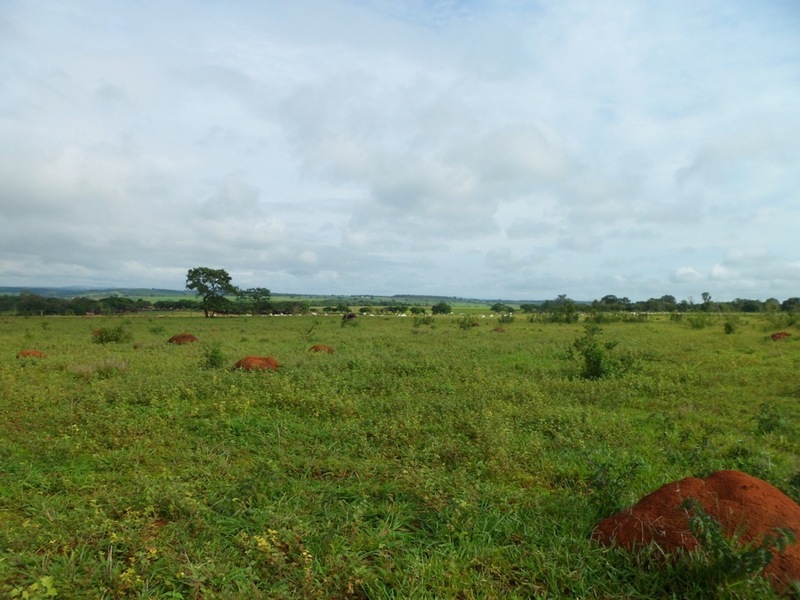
[17,349,47,358]
[309,344,334,353]
[771,331,792,341]
[168,333,199,344]
[232,356,280,371]
[592,470,800,592]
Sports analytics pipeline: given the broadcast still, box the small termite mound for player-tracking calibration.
[17,349,47,359]
[309,344,334,353]
[168,333,199,344]
[231,356,280,371]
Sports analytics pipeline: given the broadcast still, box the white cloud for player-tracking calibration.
[673,267,703,283]
[1,0,798,299]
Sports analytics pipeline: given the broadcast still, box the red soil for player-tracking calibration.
[771,331,791,341]
[592,470,800,592]
[168,333,199,344]
[232,356,280,371]
[309,344,334,353]
[17,349,47,358]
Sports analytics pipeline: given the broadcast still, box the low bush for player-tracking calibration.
[202,341,226,369]
[91,323,133,344]
[567,323,636,379]
[680,498,796,593]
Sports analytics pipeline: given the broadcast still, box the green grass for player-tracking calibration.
[1,314,798,598]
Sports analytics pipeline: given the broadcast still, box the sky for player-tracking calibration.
[1,1,799,301]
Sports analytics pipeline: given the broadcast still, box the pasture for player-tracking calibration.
[1,313,798,598]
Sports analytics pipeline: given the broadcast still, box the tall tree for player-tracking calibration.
[186,267,239,317]
[239,287,272,314]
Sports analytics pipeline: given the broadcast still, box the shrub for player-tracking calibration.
[568,323,635,379]
[752,401,790,435]
[202,341,226,370]
[587,456,644,517]
[96,357,128,378]
[456,315,478,330]
[680,498,796,591]
[413,315,434,327]
[91,324,133,344]
[723,315,741,334]
[69,357,128,380]
[687,314,713,329]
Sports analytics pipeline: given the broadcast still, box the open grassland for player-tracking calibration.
[1,313,798,598]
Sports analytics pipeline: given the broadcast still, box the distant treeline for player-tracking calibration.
[0,293,312,316]
[1,291,798,317]
[537,294,800,314]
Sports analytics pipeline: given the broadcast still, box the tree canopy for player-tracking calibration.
[186,267,240,317]
[431,301,452,315]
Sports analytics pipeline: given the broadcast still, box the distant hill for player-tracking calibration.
[0,287,546,306]
[0,287,194,299]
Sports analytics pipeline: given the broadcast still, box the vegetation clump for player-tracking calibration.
[202,341,226,369]
[457,315,479,329]
[681,497,796,592]
[69,357,128,379]
[91,323,133,344]
[568,323,635,379]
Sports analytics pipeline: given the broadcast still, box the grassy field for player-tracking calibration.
[1,313,798,598]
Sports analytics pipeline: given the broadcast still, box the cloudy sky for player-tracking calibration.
[1,1,798,301]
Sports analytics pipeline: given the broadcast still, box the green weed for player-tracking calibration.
[202,341,226,369]
[567,323,636,379]
[9,576,58,599]
[753,401,791,435]
[687,313,714,329]
[91,323,133,344]
[679,498,795,592]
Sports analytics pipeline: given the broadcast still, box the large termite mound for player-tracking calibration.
[592,470,800,592]
[309,344,334,353]
[232,356,280,371]
[168,333,199,344]
[17,349,47,358]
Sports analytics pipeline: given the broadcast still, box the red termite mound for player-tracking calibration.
[309,344,334,353]
[771,331,791,341]
[232,356,280,371]
[17,349,47,358]
[592,470,800,592]
[168,333,199,344]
